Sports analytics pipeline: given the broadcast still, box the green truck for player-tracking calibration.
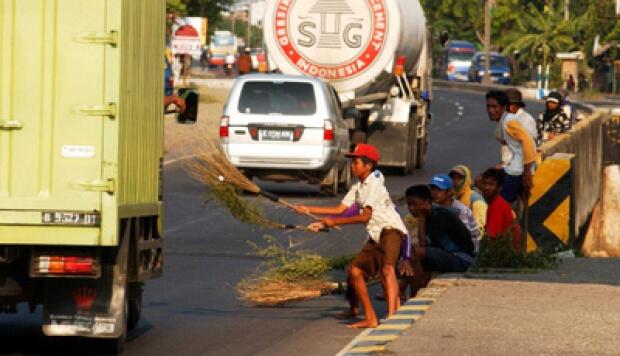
[0,0,168,351]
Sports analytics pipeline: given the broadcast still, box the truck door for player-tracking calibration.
[0,0,113,214]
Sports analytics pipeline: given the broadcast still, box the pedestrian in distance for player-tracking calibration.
[237,49,252,75]
[486,90,536,204]
[294,144,408,329]
[536,91,571,146]
[181,53,192,86]
[449,164,487,236]
[399,185,475,298]
[429,173,482,254]
[566,74,576,92]
[479,168,522,251]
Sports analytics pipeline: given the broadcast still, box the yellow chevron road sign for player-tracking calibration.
[527,154,574,252]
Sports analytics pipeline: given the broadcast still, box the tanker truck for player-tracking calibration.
[0,0,170,352]
[262,0,432,173]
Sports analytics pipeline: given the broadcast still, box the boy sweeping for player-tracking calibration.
[293,144,407,328]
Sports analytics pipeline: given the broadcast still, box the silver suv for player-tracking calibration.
[220,74,351,195]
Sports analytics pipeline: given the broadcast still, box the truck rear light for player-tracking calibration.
[323,121,334,141]
[447,64,456,74]
[32,255,100,277]
[219,115,229,138]
[393,55,406,76]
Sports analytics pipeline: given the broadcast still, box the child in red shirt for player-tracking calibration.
[480,168,522,251]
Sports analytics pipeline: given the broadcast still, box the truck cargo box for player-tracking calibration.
[0,0,166,246]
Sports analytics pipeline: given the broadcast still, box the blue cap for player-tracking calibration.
[429,173,453,190]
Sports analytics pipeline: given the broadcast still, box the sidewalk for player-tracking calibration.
[387,258,620,355]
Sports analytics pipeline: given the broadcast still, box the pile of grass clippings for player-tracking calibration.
[237,236,336,306]
[472,227,559,272]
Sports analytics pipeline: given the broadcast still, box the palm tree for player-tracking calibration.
[500,2,574,70]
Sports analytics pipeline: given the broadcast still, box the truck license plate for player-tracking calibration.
[260,129,293,141]
[42,212,101,226]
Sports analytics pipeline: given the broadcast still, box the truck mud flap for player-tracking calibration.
[367,122,410,167]
[42,234,129,339]
[42,266,119,338]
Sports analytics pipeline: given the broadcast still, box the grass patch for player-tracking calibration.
[327,255,355,270]
[471,228,558,272]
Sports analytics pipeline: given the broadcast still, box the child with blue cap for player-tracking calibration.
[429,173,481,254]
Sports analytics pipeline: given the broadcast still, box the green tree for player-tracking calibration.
[166,0,234,36]
[499,2,574,69]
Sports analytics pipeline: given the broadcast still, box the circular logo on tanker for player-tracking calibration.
[273,0,388,81]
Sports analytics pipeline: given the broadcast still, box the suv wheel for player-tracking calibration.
[321,166,339,196]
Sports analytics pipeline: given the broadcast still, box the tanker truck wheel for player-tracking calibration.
[351,130,367,147]
[339,160,352,192]
[127,282,143,331]
[415,136,428,168]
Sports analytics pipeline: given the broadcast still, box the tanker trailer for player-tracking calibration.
[263,0,432,173]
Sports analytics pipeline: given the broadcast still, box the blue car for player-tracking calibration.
[468,52,512,85]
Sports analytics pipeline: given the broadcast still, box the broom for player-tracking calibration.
[184,139,336,230]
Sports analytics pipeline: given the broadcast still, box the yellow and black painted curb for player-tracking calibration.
[337,298,435,355]
[527,153,575,252]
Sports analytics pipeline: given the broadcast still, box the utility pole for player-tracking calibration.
[483,0,492,84]
[564,0,569,20]
[247,5,251,49]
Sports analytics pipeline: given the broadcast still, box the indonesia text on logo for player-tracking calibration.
[274,0,388,80]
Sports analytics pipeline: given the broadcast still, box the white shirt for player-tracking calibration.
[341,171,407,243]
[497,108,537,166]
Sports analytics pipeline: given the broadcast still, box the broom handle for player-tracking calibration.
[277,198,342,230]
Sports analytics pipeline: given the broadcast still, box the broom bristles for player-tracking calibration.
[183,137,285,228]
[185,138,260,194]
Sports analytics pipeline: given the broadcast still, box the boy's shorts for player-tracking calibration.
[501,174,522,203]
[351,229,404,279]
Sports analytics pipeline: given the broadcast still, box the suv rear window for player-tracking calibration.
[238,81,316,115]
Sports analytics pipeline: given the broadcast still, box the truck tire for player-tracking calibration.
[400,121,417,175]
[127,282,143,331]
[321,165,339,196]
[415,136,428,168]
[414,114,429,168]
[351,130,367,146]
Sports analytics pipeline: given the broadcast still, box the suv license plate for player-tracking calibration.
[260,129,293,141]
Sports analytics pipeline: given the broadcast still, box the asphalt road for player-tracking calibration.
[0,88,544,355]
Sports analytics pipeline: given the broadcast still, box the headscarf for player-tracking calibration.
[450,164,473,208]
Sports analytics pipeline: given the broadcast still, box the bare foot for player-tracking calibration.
[347,319,379,329]
[335,310,358,320]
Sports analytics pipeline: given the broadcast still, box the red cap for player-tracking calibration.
[346,144,380,162]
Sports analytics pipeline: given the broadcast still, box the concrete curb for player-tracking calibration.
[336,273,462,355]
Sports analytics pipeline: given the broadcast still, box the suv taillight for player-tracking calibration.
[219,116,229,138]
[323,120,334,141]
